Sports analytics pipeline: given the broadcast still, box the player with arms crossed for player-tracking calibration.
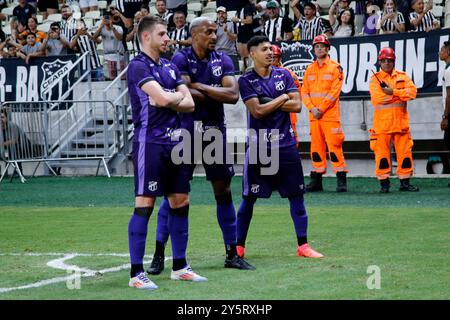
[236,35,324,261]
[127,16,206,290]
[147,17,255,276]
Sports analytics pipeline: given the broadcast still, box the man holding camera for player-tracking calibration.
[369,47,419,193]
[42,22,70,56]
[69,20,103,81]
[93,12,125,80]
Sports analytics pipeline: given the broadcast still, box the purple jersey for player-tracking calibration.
[239,67,298,148]
[128,52,184,144]
[171,47,235,126]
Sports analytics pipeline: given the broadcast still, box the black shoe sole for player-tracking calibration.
[147,267,164,275]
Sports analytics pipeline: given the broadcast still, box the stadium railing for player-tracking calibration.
[0,99,121,183]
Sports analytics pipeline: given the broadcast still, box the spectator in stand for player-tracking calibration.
[125,11,142,53]
[70,20,104,81]
[13,0,36,27]
[363,3,381,35]
[0,41,19,58]
[15,33,46,64]
[395,0,412,31]
[216,6,239,72]
[93,11,125,80]
[167,0,187,16]
[155,0,175,30]
[42,22,71,55]
[113,0,142,29]
[110,6,130,54]
[255,1,268,23]
[0,0,7,22]
[376,0,405,34]
[335,0,355,17]
[409,0,440,32]
[7,17,21,44]
[293,2,332,41]
[19,17,48,44]
[232,0,258,71]
[168,11,191,55]
[79,0,99,14]
[60,5,78,43]
[140,4,150,16]
[329,0,355,37]
[263,1,293,42]
[37,0,59,20]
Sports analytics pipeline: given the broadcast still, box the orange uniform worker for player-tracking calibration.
[271,44,300,149]
[369,47,419,193]
[301,35,347,192]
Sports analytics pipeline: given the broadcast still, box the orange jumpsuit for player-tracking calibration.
[301,56,347,173]
[369,69,417,180]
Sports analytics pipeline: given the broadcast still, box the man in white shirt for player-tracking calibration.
[93,12,125,80]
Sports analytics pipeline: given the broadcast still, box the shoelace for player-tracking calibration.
[137,273,150,283]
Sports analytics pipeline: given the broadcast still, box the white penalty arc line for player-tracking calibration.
[0,253,172,294]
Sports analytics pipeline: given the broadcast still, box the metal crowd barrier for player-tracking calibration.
[0,100,121,183]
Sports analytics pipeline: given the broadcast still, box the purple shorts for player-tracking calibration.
[243,144,305,198]
[133,142,191,197]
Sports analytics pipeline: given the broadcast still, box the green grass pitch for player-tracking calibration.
[0,176,449,300]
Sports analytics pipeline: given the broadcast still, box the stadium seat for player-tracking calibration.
[446,1,450,15]
[46,13,62,22]
[433,0,443,5]
[84,18,94,29]
[98,1,108,10]
[2,24,11,36]
[228,10,237,19]
[39,23,52,33]
[202,7,216,14]
[189,2,203,13]
[1,6,14,16]
[205,1,217,9]
[432,5,444,17]
[317,0,332,10]
[203,12,217,20]
[186,13,197,23]
[84,10,101,19]
[445,13,450,27]
[36,14,44,24]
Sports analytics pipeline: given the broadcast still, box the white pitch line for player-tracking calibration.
[0,253,172,294]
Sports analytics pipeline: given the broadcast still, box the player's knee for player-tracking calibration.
[215,192,233,205]
[379,158,390,169]
[168,194,190,209]
[401,157,412,169]
[135,196,155,208]
[312,152,322,162]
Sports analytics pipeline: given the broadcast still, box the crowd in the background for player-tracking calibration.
[0,0,444,79]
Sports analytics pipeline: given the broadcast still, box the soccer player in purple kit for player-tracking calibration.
[147,17,255,275]
[236,35,324,261]
[127,16,207,290]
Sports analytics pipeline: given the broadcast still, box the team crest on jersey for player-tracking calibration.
[212,66,222,77]
[275,81,285,91]
[254,85,262,93]
[154,71,160,79]
[148,181,158,192]
[251,184,260,193]
[169,69,176,80]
